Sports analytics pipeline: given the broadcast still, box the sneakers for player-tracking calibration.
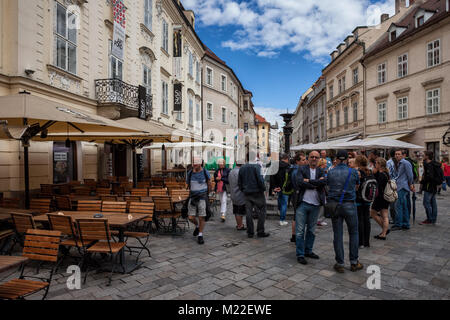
[297,257,308,265]
[290,235,296,243]
[305,252,320,259]
[197,236,204,245]
[279,221,288,226]
[351,262,364,272]
[193,227,199,237]
[334,264,345,273]
[317,221,327,226]
[419,220,431,225]
[221,215,226,223]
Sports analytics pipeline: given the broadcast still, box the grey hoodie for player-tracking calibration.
[228,167,246,206]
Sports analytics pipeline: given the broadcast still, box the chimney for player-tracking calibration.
[381,13,390,23]
[395,0,407,13]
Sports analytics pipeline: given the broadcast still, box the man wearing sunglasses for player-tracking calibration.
[294,151,326,265]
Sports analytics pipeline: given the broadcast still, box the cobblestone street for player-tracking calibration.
[4,193,448,300]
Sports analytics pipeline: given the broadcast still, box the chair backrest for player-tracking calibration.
[30,198,52,214]
[69,181,81,186]
[128,201,154,215]
[131,188,148,197]
[102,201,127,213]
[11,213,37,234]
[76,219,112,246]
[121,182,133,192]
[77,200,102,212]
[48,214,77,238]
[75,188,91,196]
[59,184,71,195]
[137,181,150,189]
[40,184,53,196]
[1,198,21,208]
[170,189,190,200]
[96,187,111,195]
[152,196,174,213]
[55,196,72,211]
[23,229,61,263]
[149,188,168,197]
[100,195,118,202]
[97,180,110,188]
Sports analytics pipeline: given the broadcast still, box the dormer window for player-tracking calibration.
[417,16,424,27]
[391,31,396,41]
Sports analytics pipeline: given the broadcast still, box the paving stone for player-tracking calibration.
[252,279,277,290]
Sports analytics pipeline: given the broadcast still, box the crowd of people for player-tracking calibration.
[184,148,445,273]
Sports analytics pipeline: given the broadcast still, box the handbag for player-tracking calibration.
[324,168,352,219]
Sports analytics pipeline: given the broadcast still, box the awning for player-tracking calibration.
[144,142,234,150]
[366,130,414,141]
[334,137,423,150]
[291,133,360,151]
[0,94,138,134]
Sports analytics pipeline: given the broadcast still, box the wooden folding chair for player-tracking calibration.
[96,187,111,196]
[1,198,20,209]
[152,196,181,233]
[101,201,127,213]
[40,184,53,197]
[100,195,118,202]
[77,200,102,212]
[76,219,126,286]
[123,202,154,262]
[55,196,72,211]
[59,184,71,195]
[0,229,62,300]
[9,213,40,254]
[149,188,168,197]
[97,180,110,188]
[30,199,52,214]
[0,229,15,254]
[137,181,150,189]
[74,187,91,196]
[131,188,148,197]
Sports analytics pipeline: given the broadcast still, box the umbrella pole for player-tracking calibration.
[132,148,137,188]
[24,142,30,209]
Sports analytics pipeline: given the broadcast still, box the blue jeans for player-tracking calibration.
[395,189,410,228]
[295,202,320,258]
[278,193,289,221]
[331,202,359,266]
[423,191,438,223]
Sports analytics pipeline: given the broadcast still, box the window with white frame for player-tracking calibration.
[353,68,359,85]
[338,79,342,94]
[144,0,152,30]
[162,81,168,115]
[222,107,227,123]
[55,2,77,74]
[427,39,440,67]
[109,40,122,80]
[195,102,200,128]
[143,65,151,94]
[207,103,213,120]
[329,85,334,100]
[377,63,386,84]
[398,97,408,120]
[176,110,182,121]
[336,110,340,127]
[206,67,213,86]
[378,102,387,123]
[188,51,193,76]
[162,19,169,52]
[353,102,358,122]
[426,88,440,114]
[189,97,193,125]
[398,54,408,78]
[344,106,349,125]
[329,113,333,129]
[196,61,200,82]
[221,75,227,92]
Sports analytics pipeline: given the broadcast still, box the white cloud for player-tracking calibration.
[183,0,396,63]
[254,106,284,129]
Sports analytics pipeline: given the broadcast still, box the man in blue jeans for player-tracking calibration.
[273,154,291,226]
[420,151,444,225]
[327,150,363,273]
[294,151,326,265]
[392,150,415,231]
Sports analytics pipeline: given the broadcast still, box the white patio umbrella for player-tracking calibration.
[334,137,424,150]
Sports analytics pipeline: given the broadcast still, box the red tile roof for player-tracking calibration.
[204,47,227,66]
[255,114,268,123]
[364,0,449,59]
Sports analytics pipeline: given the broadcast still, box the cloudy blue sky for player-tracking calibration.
[182,0,397,126]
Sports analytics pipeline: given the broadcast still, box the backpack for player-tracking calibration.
[383,174,398,203]
[185,169,212,221]
[406,158,419,182]
[357,171,378,203]
[282,168,295,195]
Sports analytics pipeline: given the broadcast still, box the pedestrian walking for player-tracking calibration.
[290,153,308,242]
[386,149,398,224]
[238,162,270,238]
[214,159,230,223]
[228,161,247,231]
[370,158,391,240]
[294,151,327,265]
[420,151,444,225]
[392,150,415,231]
[316,158,329,227]
[187,158,212,245]
[327,150,363,273]
[355,155,375,248]
[272,154,292,226]
[441,157,450,190]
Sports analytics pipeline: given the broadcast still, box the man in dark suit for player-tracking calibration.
[295,150,326,265]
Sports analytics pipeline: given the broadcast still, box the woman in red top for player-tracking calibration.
[442,157,450,186]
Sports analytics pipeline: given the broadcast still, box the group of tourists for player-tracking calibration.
[184,147,445,273]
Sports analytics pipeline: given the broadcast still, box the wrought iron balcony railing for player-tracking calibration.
[95,79,152,117]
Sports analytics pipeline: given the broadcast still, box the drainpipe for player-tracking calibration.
[356,40,367,139]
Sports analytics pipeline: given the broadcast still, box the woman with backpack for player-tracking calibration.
[370,158,391,240]
[355,155,374,248]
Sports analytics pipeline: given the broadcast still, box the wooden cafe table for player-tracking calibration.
[0,256,29,276]
[35,211,149,273]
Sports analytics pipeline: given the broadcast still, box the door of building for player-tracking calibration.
[113,145,128,177]
[53,142,76,184]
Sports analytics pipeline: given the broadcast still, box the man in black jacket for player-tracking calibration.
[273,154,292,226]
[294,151,326,265]
[420,151,444,225]
[238,163,270,238]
